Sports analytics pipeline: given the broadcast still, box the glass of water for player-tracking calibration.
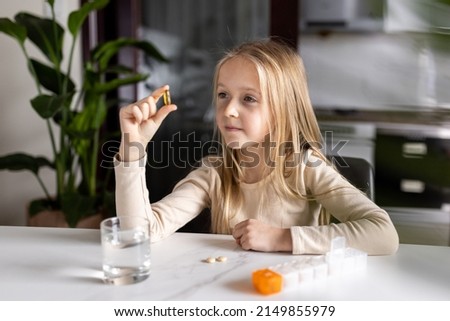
[101,216,151,285]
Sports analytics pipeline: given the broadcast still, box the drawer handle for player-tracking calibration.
[400,179,425,193]
[402,142,427,158]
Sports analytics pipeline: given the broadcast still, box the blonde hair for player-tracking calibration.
[210,39,328,234]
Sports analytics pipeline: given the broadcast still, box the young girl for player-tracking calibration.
[115,39,399,255]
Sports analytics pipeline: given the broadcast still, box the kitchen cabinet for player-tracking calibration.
[375,123,450,209]
[316,109,450,246]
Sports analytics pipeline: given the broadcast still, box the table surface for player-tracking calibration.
[1,225,449,301]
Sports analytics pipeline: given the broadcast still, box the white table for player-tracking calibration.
[1,225,449,300]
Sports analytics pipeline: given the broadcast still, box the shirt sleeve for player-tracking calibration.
[114,154,212,242]
[290,153,399,255]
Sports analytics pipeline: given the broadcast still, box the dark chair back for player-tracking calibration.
[328,155,375,200]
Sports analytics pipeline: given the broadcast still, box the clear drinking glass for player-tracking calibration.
[101,216,151,285]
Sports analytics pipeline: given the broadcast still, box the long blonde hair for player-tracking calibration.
[210,39,327,234]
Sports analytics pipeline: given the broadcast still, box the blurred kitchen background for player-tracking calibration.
[1,0,449,246]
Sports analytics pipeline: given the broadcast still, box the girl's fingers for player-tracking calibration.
[152,84,170,102]
[148,98,158,117]
[232,224,243,240]
[131,105,143,123]
[152,104,177,126]
[140,85,169,106]
[140,102,150,120]
[139,96,156,119]
[136,85,171,117]
[123,85,173,131]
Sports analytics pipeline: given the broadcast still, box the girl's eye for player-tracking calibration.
[217,92,227,99]
[244,95,257,103]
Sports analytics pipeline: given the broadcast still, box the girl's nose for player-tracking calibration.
[224,102,239,118]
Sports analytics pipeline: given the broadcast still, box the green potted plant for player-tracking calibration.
[0,0,166,227]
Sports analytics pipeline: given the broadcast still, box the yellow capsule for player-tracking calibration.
[163,89,171,106]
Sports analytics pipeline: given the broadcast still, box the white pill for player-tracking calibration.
[205,257,216,263]
[216,256,228,262]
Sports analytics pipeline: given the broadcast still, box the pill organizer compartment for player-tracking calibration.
[252,237,367,295]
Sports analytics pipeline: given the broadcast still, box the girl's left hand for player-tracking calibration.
[232,219,292,252]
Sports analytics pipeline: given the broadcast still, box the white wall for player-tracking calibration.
[299,0,450,110]
[0,0,81,226]
[300,32,450,110]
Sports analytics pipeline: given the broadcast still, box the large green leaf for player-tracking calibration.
[28,198,57,217]
[63,96,107,157]
[436,0,450,5]
[92,74,148,94]
[68,96,107,136]
[104,65,135,74]
[14,12,63,65]
[0,153,53,174]
[61,193,98,227]
[92,38,168,71]
[63,126,96,140]
[30,93,72,119]
[68,0,109,37]
[64,95,117,168]
[0,18,27,44]
[30,59,75,94]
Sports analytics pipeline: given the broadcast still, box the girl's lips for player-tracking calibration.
[225,126,242,131]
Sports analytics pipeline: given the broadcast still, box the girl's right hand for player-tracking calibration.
[118,85,177,162]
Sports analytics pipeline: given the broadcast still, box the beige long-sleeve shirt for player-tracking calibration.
[115,153,399,255]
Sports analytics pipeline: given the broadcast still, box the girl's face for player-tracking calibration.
[215,57,271,149]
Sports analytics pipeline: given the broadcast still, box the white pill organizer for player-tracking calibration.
[264,237,367,292]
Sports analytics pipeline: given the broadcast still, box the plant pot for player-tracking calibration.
[27,210,102,229]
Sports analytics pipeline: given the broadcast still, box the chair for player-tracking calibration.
[327,155,375,201]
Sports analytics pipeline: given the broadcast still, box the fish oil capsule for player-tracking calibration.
[163,89,171,105]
